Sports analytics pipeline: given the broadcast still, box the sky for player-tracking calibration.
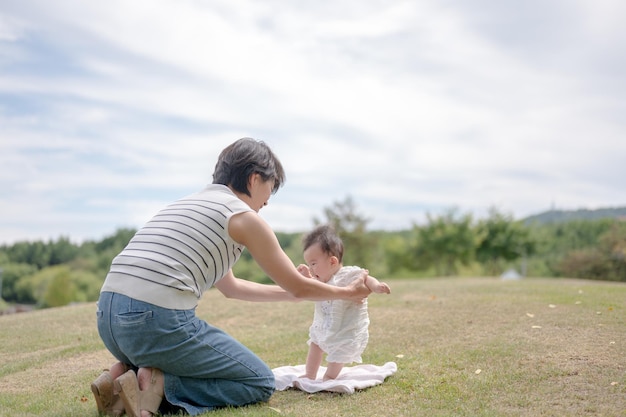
[1,0,625,245]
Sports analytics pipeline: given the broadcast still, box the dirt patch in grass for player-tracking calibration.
[0,349,113,395]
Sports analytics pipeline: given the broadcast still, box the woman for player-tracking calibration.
[91,138,371,417]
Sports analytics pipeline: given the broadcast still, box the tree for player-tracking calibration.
[42,268,76,308]
[4,241,51,269]
[527,218,619,278]
[12,264,102,307]
[382,231,416,277]
[14,266,56,304]
[598,222,626,281]
[556,248,608,280]
[90,228,137,276]
[410,208,477,276]
[0,263,38,302]
[48,236,80,265]
[557,221,626,281]
[94,228,136,252]
[475,208,536,276]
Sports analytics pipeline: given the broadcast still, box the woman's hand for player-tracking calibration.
[346,269,372,303]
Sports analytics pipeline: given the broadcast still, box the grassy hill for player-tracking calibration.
[1,277,625,417]
[523,206,626,224]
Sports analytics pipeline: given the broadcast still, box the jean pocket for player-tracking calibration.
[115,311,154,326]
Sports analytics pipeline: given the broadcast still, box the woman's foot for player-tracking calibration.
[109,362,130,380]
[113,367,164,417]
[137,367,164,417]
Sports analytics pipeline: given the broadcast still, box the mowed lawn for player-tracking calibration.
[0,277,624,417]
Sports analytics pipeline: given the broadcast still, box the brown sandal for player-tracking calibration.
[114,370,141,417]
[91,370,125,417]
[114,368,163,417]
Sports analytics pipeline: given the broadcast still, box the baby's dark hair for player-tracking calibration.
[302,224,344,263]
[212,137,286,197]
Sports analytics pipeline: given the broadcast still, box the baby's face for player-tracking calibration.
[303,244,336,283]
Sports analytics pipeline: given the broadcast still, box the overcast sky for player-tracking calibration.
[1,0,625,244]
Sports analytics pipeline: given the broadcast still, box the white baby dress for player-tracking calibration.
[308,266,370,363]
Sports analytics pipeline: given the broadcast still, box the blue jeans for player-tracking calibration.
[96,291,275,415]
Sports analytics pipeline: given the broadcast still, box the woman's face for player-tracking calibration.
[248,173,274,212]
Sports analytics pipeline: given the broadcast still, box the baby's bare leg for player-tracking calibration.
[303,343,324,379]
[323,362,344,380]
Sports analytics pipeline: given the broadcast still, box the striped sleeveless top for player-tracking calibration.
[100,184,253,309]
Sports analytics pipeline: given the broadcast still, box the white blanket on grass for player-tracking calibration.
[272,362,397,394]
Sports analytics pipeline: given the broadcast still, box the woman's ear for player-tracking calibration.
[247,172,259,189]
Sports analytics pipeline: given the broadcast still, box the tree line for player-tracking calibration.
[1,197,625,310]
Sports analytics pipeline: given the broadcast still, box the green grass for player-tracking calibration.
[1,277,625,416]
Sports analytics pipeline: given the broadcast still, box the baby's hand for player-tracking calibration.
[373,281,391,294]
[364,273,391,294]
[297,264,312,278]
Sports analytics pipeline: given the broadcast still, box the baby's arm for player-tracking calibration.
[364,274,391,294]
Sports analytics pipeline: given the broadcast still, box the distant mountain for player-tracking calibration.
[523,207,626,225]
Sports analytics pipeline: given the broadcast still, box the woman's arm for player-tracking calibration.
[214,269,298,302]
[228,211,371,302]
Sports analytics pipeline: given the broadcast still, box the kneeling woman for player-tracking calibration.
[91,138,371,417]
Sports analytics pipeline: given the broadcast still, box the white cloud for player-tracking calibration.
[0,0,625,243]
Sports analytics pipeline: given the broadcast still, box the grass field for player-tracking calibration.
[0,277,624,417]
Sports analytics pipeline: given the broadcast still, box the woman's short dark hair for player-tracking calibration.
[302,224,344,263]
[212,137,286,196]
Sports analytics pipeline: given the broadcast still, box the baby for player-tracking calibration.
[297,225,391,380]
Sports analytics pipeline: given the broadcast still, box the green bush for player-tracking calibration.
[13,265,103,308]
